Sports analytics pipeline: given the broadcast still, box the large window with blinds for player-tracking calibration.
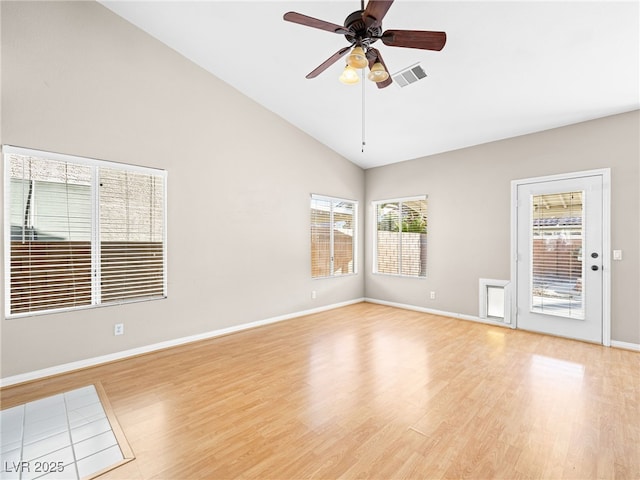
[373,196,427,277]
[3,146,167,317]
[310,195,357,278]
[531,191,584,319]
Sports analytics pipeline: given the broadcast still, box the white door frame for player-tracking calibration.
[510,169,611,346]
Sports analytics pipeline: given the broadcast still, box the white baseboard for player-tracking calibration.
[4,298,634,387]
[610,340,640,352]
[364,298,510,328]
[366,298,640,351]
[0,298,364,388]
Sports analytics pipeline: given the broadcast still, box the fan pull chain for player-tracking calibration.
[361,68,366,153]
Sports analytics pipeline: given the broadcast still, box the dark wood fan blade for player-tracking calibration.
[283,12,349,35]
[381,30,447,51]
[363,0,394,28]
[306,46,351,79]
[366,48,393,89]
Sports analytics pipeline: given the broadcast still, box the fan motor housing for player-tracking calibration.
[344,10,381,46]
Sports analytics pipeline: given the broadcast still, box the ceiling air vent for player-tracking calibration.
[392,64,427,88]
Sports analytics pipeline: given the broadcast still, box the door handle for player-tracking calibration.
[591,265,599,271]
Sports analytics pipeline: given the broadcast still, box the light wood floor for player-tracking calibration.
[2,303,639,479]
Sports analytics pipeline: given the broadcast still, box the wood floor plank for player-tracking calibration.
[2,302,639,479]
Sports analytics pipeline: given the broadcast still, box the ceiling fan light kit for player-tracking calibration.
[346,46,369,69]
[368,62,389,83]
[283,0,446,89]
[339,65,361,85]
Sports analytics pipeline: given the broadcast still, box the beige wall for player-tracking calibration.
[0,1,365,378]
[365,110,640,344]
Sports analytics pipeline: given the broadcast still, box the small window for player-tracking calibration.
[310,195,357,278]
[4,146,167,317]
[373,196,427,277]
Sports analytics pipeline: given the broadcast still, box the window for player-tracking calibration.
[310,195,357,278]
[4,146,167,317]
[373,196,427,277]
[531,191,584,319]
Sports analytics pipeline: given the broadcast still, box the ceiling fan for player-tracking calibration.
[283,0,446,88]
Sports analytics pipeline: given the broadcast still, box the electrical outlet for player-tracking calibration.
[114,323,124,336]
[613,250,623,260]
[311,290,317,299]
[430,291,436,300]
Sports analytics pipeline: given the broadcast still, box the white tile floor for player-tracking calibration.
[1,385,124,480]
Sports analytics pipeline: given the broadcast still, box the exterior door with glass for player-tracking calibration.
[515,174,604,343]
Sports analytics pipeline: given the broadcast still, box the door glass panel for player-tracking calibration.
[530,191,584,319]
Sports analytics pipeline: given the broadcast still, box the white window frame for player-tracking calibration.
[372,195,428,278]
[310,194,358,278]
[3,145,168,318]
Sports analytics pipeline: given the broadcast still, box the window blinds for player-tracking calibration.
[530,191,584,318]
[8,157,93,314]
[99,168,165,303]
[311,197,332,278]
[374,196,427,277]
[4,146,167,316]
[310,195,356,278]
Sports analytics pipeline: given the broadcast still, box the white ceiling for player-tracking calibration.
[100,1,639,169]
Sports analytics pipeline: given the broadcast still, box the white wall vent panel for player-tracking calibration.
[392,64,427,88]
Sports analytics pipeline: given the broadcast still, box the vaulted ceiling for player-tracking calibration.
[101,1,640,169]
